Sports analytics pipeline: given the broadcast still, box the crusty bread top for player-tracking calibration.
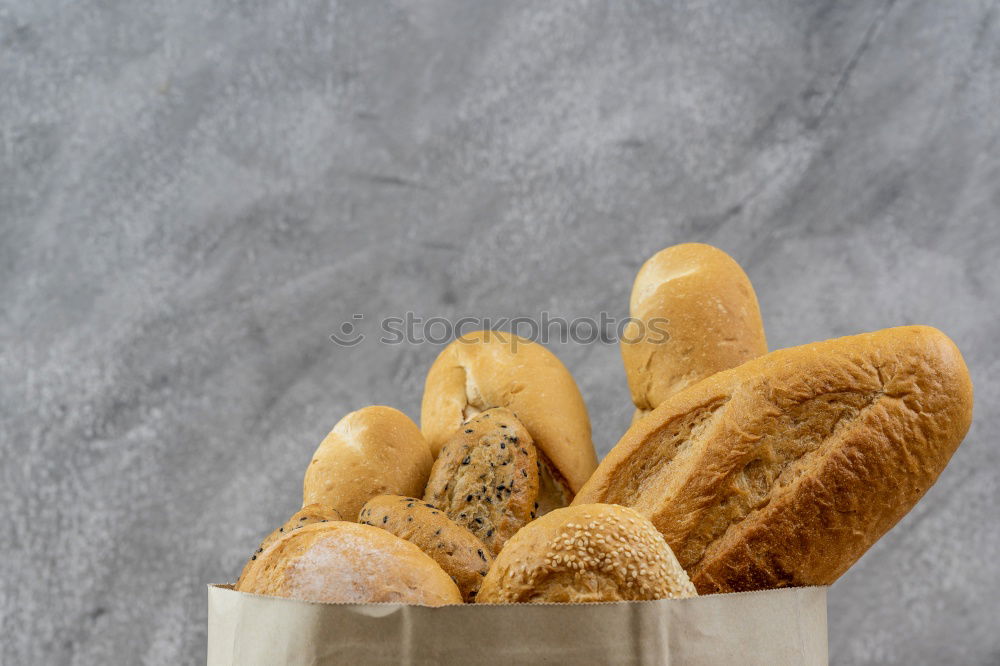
[360,495,493,602]
[421,331,596,492]
[577,325,974,591]
[236,504,342,586]
[236,521,462,606]
[303,406,432,520]
[621,243,767,412]
[477,503,696,603]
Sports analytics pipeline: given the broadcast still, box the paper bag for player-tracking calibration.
[207,584,827,665]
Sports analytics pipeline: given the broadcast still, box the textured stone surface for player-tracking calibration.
[2,1,998,663]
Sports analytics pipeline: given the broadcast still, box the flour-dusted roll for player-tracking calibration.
[236,521,462,606]
[303,406,432,520]
[423,408,538,555]
[477,504,697,603]
[421,331,596,514]
[360,495,494,602]
[235,504,342,586]
[575,326,974,593]
[621,243,767,422]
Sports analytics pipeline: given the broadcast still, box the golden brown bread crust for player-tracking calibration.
[534,455,573,516]
[423,408,538,554]
[302,406,432,520]
[477,504,697,603]
[575,326,974,593]
[236,504,342,586]
[420,331,596,502]
[621,243,767,418]
[236,522,462,606]
[359,495,494,602]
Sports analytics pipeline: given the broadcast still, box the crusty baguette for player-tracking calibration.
[622,243,767,422]
[574,326,973,593]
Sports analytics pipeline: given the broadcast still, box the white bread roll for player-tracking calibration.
[302,406,432,520]
[236,521,461,606]
[622,243,767,421]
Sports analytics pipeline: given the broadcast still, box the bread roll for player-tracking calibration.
[622,243,767,421]
[236,521,462,605]
[575,326,974,593]
[423,408,538,554]
[236,503,342,586]
[421,331,595,513]
[360,495,494,602]
[477,504,697,603]
[303,406,432,520]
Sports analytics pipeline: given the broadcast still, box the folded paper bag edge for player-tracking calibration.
[206,585,828,666]
[207,582,826,607]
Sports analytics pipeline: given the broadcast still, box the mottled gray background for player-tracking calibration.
[2,0,998,664]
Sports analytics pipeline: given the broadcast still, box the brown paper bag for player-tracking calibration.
[207,584,827,665]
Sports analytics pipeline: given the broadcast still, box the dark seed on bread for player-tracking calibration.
[236,503,343,586]
[423,408,539,555]
[360,494,494,602]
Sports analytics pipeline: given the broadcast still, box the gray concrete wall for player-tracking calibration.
[2,1,998,663]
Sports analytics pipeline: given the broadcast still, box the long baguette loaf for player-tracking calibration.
[573,326,973,593]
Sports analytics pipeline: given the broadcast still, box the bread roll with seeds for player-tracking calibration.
[423,408,538,555]
[421,331,595,514]
[360,495,494,602]
[622,243,767,422]
[236,521,461,606]
[477,504,696,603]
[576,326,974,593]
[303,406,432,520]
[236,503,342,586]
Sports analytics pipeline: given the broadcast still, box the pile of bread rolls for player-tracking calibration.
[234,242,973,606]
